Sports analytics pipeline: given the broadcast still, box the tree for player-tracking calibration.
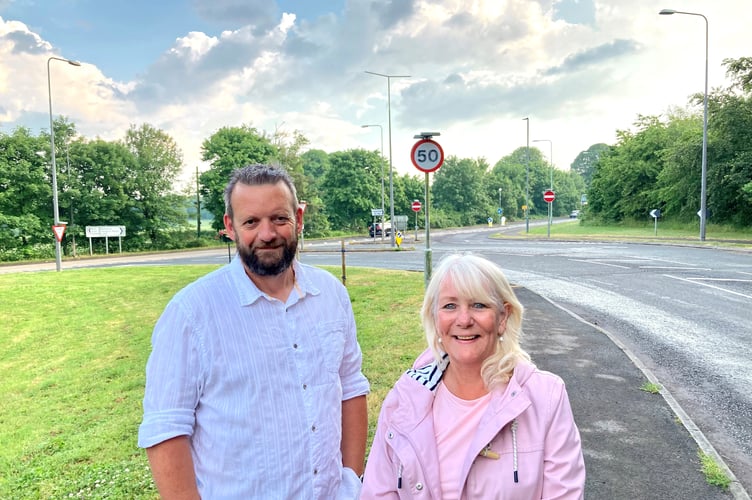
[490,148,550,220]
[0,127,51,251]
[431,156,491,226]
[200,125,277,229]
[570,144,609,188]
[321,149,383,231]
[299,149,333,237]
[123,124,186,244]
[71,139,138,229]
[589,115,677,222]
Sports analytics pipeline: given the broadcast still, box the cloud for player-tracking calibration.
[192,0,279,34]
[0,16,50,53]
[369,0,417,29]
[544,38,641,76]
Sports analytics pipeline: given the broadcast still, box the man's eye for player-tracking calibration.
[274,216,291,224]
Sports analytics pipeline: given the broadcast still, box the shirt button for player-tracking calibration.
[416,483,423,490]
[293,343,298,349]
[313,469,318,475]
[311,425,316,432]
[303,384,307,390]
[387,432,394,439]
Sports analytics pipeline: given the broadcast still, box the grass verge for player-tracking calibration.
[0,265,425,498]
[519,219,752,247]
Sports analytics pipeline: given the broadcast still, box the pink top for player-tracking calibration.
[433,384,493,499]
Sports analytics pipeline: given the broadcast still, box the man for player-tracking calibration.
[138,164,369,499]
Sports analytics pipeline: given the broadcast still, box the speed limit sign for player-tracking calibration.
[411,139,444,173]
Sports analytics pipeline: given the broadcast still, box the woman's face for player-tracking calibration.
[436,275,508,372]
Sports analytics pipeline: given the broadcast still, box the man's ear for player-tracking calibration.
[223,214,236,241]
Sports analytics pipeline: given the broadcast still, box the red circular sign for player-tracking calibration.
[411,200,422,212]
[411,139,444,173]
[543,190,555,203]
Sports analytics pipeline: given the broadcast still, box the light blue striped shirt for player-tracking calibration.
[138,257,370,499]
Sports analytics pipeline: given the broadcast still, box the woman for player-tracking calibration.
[361,253,585,499]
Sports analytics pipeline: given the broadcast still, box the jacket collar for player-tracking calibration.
[392,349,536,432]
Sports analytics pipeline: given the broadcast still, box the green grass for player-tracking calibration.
[0,265,426,498]
[698,451,732,490]
[640,382,662,394]
[522,219,752,246]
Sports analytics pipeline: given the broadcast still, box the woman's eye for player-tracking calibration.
[441,303,456,310]
[472,303,488,309]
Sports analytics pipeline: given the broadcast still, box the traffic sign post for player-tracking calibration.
[411,133,444,287]
[52,224,66,243]
[650,208,662,236]
[543,190,555,238]
[411,200,422,241]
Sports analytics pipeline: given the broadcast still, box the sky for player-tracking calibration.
[1,0,750,188]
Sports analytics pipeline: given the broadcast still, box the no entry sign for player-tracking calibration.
[543,190,555,203]
[411,200,422,212]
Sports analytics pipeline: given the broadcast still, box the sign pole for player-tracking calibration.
[542,190,555,238]
[410,133,444,287]
[424,172,431,287]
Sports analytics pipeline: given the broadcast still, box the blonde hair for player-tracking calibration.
[421,253,531,390]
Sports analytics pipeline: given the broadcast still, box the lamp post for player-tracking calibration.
[365,71,410,247]
[498,187,502,225]
[361,124,386,242]
[533,139,553,237]
[523,117,530,233]
[660,8,709,241]
[47,56,81,271]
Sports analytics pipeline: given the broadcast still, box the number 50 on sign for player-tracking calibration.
[411,139,444,173]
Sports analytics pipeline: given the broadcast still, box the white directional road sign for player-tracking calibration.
[85,225,126,237]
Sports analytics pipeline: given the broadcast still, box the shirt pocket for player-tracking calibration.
[312,319,346,375]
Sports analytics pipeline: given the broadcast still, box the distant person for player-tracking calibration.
[361,253,585,499]
[138,163,369,499]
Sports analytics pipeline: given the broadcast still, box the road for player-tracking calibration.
[3,222,751,491]
[303,224,752,492]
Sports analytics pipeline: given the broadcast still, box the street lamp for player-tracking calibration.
[523,117,530,233]
[533,139,554,237]
[660,8,709,241]
[361,124,386,242]
[365,71,410,247]
[47,56,81,271]
[498,187,503,225]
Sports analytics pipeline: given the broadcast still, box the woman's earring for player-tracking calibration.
[498,335,504,342]
[438,337,443,344]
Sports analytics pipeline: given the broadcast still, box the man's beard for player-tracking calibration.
[238,235,298,276]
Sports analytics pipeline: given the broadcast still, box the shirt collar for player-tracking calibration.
[228,256,321,306]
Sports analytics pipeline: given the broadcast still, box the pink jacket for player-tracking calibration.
[361,350,585,499]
